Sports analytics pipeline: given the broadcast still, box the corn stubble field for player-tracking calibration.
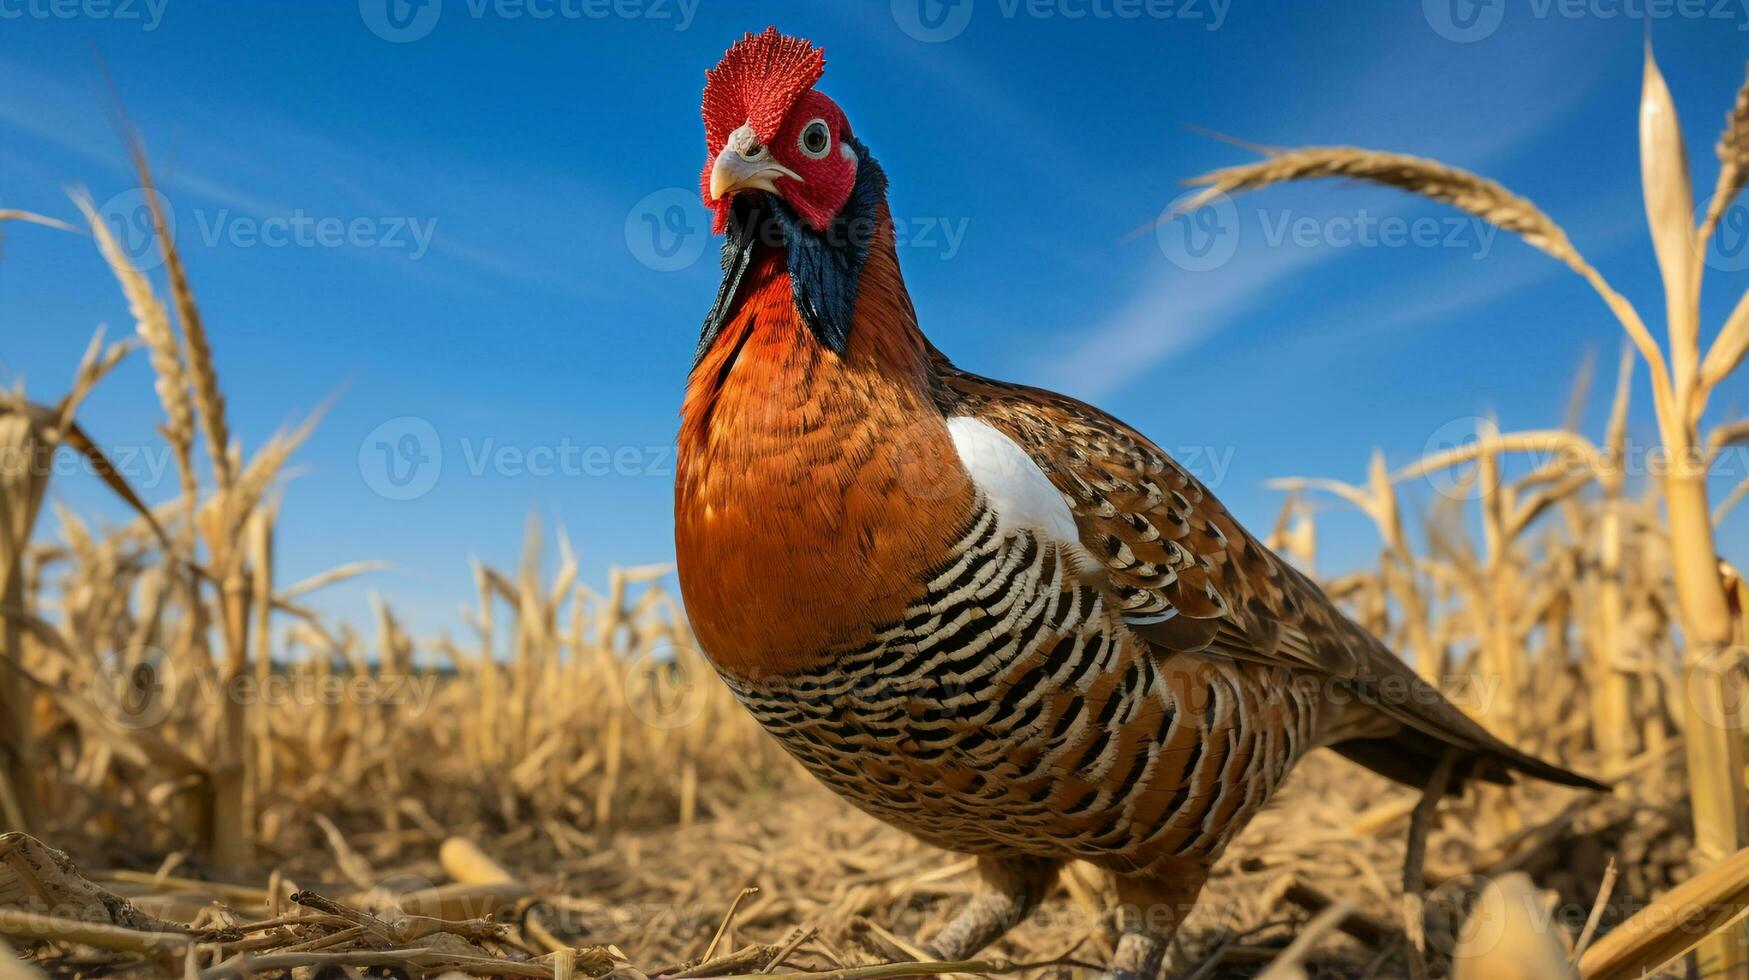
[5,51,1749,980]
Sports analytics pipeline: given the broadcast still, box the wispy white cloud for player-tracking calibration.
[1035,42,1616,401]
[0,53,613,299]
[1040,238,1330,398]
[1268,199,1648,364]
[0,56,295,216]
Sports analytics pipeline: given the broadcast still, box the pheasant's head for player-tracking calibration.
[692,28,905,362]
[701,28,857,234]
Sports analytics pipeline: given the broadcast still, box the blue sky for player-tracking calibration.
[4,1,1748,641]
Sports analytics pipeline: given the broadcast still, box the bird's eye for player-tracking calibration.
[798,119,832,159]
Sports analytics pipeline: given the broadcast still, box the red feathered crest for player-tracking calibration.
[702,28,825,154]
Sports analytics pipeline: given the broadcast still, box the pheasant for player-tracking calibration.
[674,28,1602,978]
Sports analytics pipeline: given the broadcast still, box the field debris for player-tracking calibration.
[0,751,1710,978]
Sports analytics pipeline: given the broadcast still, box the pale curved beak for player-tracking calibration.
[709,123,803,201]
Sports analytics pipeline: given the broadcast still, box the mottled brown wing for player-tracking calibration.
[938,365,1604,791]
[940,369,1367,671]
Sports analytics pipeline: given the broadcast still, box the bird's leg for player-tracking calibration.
[1110,929,1166,980]
[923,854,1060,962]
[1106,863,1211,980]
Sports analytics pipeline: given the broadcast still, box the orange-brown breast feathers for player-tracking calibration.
[676,222,972,677]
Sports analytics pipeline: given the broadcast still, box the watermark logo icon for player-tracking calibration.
[1704,200,1749,273]
[359,416,443,500]
[90,647,178,730]
[893,0,974,42]
[1420,416,1504,500]
[1423,0,1504,42]
[623,645,711,730]
[0,0,168,29]
[1684,645,1749,733]
[95,188,174,272]
[1157,189,1239,272]
[625,189,709,272]
[360,0,443,42]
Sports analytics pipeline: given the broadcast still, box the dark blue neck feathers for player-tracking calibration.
[694,139,886,368]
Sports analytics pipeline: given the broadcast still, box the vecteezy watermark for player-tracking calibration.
[1419,415,1749,500]
[88,647,442,730]
[890,216,971,261]
[1701,199,1749,273]
[521,899,722,940]
[358,416,1236,502]
[0,0,168,30]
[1156,189,1240,273]
[625,188,711,273]
[893,0,1229,43]
[1176,445,1237,487]
[729,663,1509,732]
[1685,645,1749,733]
[1420,0,1507,41]
[455,439,675,480]
[625,187,972,272]
[1155,190,1499,272]
[1436,881,1749,961]
[95,188,436,264]
[358,0,698,42]
[1424,0,1749,42]
[1419,416,1503,500]
[358,417,680,500]
[96,187,175,271]
[226,673,441,712]
[1,440,177,490]
[358,0,443,41]
[1253,209,1497,258]
[359,416,444,501]
[191,210,437,260]
[622,643,711,730]
[90,648,179,730]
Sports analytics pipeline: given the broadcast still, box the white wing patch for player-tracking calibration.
[946,417,1097,576]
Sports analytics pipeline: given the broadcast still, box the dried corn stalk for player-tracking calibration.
[1191,47,1749,973]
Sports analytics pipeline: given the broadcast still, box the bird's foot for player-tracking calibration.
[921,890,1022,962]
[921,855,1060,963]
[1101,929,1165,980]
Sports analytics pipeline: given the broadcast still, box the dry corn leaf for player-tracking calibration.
[1639,44,1699,377]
